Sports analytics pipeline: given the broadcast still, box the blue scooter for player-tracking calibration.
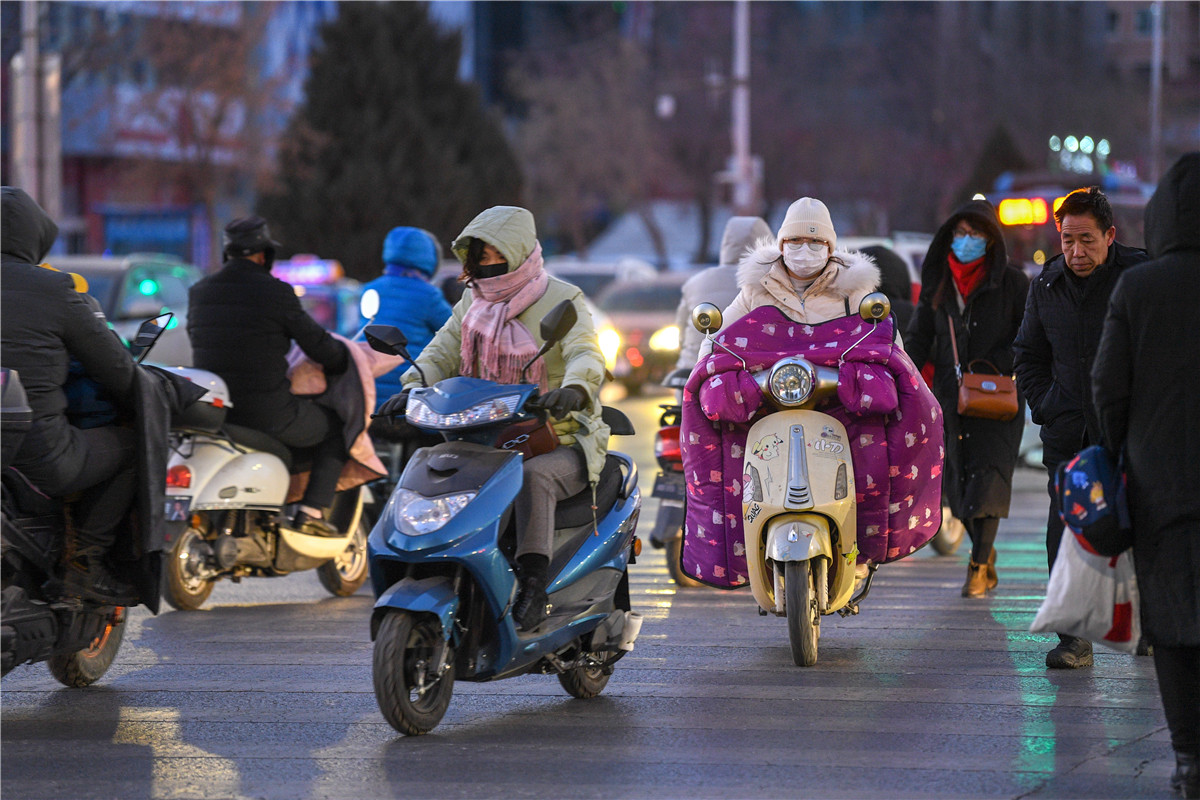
[363,300,643,735]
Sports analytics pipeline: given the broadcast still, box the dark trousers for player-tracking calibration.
[58,426,137,554]
[1044,466,1067,573]
[274,399,347,510]
[1154,644,1200,756]
[966,516,999,563]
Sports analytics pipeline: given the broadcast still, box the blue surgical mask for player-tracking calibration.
[951,234,987,263]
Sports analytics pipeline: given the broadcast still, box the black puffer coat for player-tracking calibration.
[905,200,1029,521]
[1092,153,1200,647]
[187,257,348,434]
[1013,239,1147,465]
[0,187,136,493]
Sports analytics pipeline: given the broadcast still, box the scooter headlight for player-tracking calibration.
[392,488,476,535]
[767,358,816,407]
[407,394,521,429]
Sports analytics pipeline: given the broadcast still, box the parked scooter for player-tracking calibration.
[648,367,701,588]
[2,315,192,684]
[364,300,643,735]
[160,361,373,610]
[689,295,892,666]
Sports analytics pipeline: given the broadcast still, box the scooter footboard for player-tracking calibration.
[371,576,460,643]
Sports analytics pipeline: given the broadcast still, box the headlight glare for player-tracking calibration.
[598,326,621,369]
[393,488,476,535]
[648,325,680,352]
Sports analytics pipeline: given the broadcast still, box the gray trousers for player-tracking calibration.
[514,445,587,559]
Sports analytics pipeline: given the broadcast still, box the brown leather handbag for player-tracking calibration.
[947,313,1019,422]
[494,417,559,460]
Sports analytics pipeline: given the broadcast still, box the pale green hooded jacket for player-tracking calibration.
[400,206,611,483]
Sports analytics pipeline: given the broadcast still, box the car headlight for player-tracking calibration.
[392,488,476,535]
[648,324,680,352]
[767,359,816,406]
[407,394,520,429]
[598,326,621,370]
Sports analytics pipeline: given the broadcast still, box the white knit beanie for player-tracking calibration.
[777,197,837,251]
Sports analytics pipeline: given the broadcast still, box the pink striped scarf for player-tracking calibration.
[460,242,550,390]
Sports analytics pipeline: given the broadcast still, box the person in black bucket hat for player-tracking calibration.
[188,215,351,537]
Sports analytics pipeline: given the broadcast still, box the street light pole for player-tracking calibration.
[1149,0,1163,183]
[14,0,40,201]
[730,0,756,215]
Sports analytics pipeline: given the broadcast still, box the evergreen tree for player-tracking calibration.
[259,3,523,281]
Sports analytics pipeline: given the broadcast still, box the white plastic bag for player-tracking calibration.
[1030,528,1141,654]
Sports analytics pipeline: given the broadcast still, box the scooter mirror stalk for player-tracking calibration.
[858,292,891,321]
[365,324,428,386]
[691,303,722,335]
[522,300,578,383]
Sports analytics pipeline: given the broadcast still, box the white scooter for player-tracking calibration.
[690,293,891,666]
[160,369,370,610]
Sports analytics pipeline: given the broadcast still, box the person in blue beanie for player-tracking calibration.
[362,227,453,410]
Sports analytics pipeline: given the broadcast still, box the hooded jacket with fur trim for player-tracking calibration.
[699,241,883,358]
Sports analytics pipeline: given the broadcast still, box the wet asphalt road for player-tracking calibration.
[0,389,1174,800]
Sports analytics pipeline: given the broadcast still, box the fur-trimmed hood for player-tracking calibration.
[729,238,881,325]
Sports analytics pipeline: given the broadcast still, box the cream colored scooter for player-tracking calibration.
[691,293,891,666]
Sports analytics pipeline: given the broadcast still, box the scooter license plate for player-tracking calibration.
[165,497,192,521]
[651,474,686,501]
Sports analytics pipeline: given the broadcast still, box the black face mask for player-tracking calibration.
[469,262,508,280]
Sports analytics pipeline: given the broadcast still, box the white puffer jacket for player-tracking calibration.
[698,240,885,357]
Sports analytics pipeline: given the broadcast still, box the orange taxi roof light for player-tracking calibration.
[998,196,1069,226]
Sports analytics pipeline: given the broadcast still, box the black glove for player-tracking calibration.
[373,389,410,418]
[539,386,587,419]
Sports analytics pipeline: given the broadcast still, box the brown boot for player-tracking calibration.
[985,548,998,590]
[962,560,990,598]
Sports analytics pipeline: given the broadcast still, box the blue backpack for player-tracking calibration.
[1055,444,1133,557]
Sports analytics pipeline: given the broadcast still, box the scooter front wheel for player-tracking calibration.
[372,611,455,735]
[785,560,819,667]
[47,608,126,687]
[164,526,215,611]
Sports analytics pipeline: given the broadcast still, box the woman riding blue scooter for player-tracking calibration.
[377,206,611,630]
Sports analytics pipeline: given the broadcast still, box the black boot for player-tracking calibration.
[1172,752,1199,799]
[62,551,138,605]
[1046,634,1093,669]
[513,554,550,631]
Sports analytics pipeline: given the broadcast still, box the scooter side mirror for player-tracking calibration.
[364,324,410,356]
[521,301,579,384]
[130,312,174,364]
[539,300,578,346]
[691,303,722,335]
[366,324,428,387]
[359,288,380,321]
[858,292,891,321]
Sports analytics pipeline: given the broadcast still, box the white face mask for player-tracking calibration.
[783,243,828,279]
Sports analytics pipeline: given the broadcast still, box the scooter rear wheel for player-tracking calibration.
[316,517,369,597]
[47,609,126,687]
[165,527,215,611]
[557,660,611,699]
[373,611,455,735]
[666,531,703,588]
[785,560,819,667]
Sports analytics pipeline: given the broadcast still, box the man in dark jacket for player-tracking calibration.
[1093,153,1200,800]
[1013,186,1149,669]
[0,187,139,602]
[188,217,350,537]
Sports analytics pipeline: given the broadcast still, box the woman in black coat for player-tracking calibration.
[906,200,1029,597]
[1093,153,1200,798]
